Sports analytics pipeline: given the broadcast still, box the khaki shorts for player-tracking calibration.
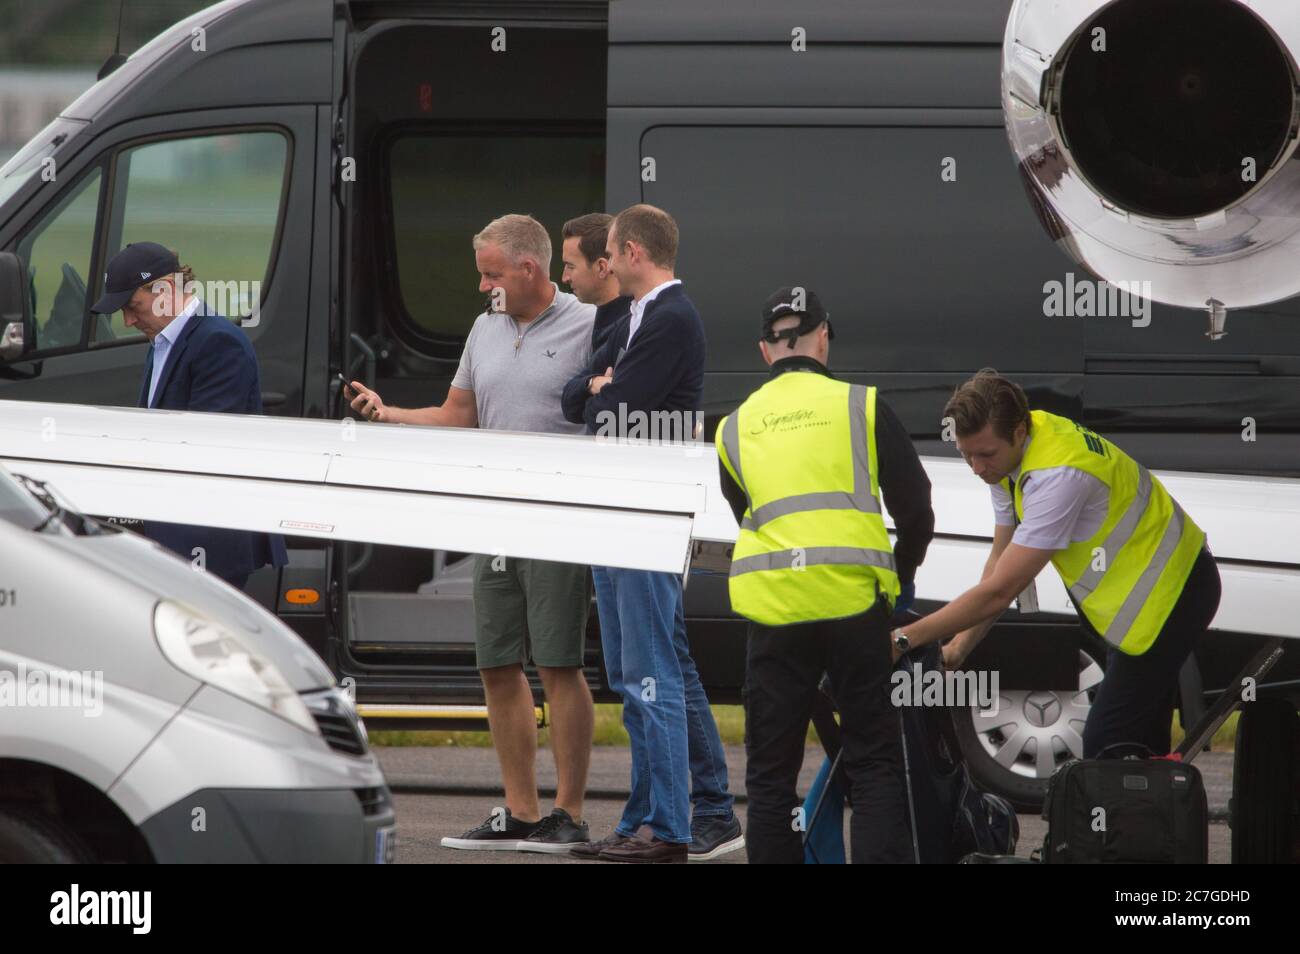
[472,554,590,670]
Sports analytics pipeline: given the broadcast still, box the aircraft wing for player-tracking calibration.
[0,400,736,575]
[1,399,1296,637]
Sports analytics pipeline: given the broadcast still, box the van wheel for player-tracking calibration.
[953,647,1105,811]
[1230,698,1299,864]
[0,808,93,863]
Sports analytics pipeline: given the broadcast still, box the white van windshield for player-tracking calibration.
[0,468,50,531]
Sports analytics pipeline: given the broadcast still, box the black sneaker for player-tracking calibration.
[517,808,591,854]
[689,814,744,861]
[440,809,541,851]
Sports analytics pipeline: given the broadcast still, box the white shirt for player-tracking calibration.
[148,296,203,406]
[626,278,682,347]
[989,434,1110,550]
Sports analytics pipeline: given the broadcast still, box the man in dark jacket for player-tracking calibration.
[559,212,631,353]
[561,205,740,863]
[91,242,287,590]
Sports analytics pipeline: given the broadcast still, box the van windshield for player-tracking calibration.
[0,118,82,210]
[0,468,50,531]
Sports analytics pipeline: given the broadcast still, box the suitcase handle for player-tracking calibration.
[1094,741,1158,760]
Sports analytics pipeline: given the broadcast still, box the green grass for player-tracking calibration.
[371,704,754,748]
[370,705,1238,753]
[1172,709,1238,752]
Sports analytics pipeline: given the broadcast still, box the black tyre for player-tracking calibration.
[0,808,93,863]
[953,646,1105,811]
[1230,697,1299,864]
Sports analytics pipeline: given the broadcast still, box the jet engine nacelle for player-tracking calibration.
[1003,0,1300,336]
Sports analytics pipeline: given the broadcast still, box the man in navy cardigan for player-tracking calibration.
[91,242,287,590]
[561,205,741,863]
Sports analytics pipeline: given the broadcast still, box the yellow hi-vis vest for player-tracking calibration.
[716,371,899,626]
[1011,410,1206,655]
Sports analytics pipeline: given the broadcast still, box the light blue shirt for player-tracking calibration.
[148,297,203,407]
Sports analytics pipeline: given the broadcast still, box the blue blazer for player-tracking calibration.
[139,306,289,582]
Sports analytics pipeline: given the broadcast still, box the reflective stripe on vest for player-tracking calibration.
[729,545,897,575]
[727,386,882,533]
[717,377,899,625]
[1067,464,1153,603]
[1014,410,1204,654]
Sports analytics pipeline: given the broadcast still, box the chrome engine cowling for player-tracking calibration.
[1003,0,1300,333]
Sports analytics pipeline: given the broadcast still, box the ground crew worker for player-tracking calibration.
[893,370,1221,759]
[716,286,935,864]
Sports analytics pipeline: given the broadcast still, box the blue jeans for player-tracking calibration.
[592,566,734,843]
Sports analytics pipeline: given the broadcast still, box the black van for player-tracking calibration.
[0,0,1297,829]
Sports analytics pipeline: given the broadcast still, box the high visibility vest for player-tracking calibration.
[716,371,899,626]
[1011,410,1206,655]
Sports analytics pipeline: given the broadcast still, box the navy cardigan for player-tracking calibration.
[561,283,705,436]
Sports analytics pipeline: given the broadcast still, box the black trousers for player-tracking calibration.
[744,598,912,864]
[1081,547,1222,758]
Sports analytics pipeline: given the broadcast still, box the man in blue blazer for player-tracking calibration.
[91,242,287,590]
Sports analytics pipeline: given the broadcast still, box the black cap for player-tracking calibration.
[91,242,180,314]
[761,285,833,344]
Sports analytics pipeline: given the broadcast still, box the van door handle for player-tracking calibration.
[262,390,287,408]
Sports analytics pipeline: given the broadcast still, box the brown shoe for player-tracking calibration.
[599,827,688,864]
[570,831,631,859]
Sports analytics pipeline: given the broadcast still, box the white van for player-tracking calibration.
[0,463,394,862]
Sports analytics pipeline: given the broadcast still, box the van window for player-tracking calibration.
[15,166,103,353]
[387,132,604,345]
[93,131,288,343]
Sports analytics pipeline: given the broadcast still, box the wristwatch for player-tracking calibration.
[892,628,910,653]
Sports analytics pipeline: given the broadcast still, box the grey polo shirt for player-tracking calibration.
[451,284,594,434]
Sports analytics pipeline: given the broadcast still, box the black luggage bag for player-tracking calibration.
[1041,744,1208,863]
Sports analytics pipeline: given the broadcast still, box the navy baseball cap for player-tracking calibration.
[761,285,834,343]
[91,242,180,314]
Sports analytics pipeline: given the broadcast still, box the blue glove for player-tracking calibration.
[893,581,915,619]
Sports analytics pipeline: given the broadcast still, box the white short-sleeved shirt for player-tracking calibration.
[990,436,1110,550]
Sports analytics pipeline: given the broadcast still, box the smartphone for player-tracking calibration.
[336,372,354,395]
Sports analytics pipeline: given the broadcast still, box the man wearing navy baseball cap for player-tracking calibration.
[715,285,935,863]
[92,242,287,590]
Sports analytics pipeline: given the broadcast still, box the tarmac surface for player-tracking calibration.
[376,745,1234,864]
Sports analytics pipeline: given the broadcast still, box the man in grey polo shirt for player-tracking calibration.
[346,214,597,853]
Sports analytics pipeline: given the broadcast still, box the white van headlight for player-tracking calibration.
[154,601,319,735]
